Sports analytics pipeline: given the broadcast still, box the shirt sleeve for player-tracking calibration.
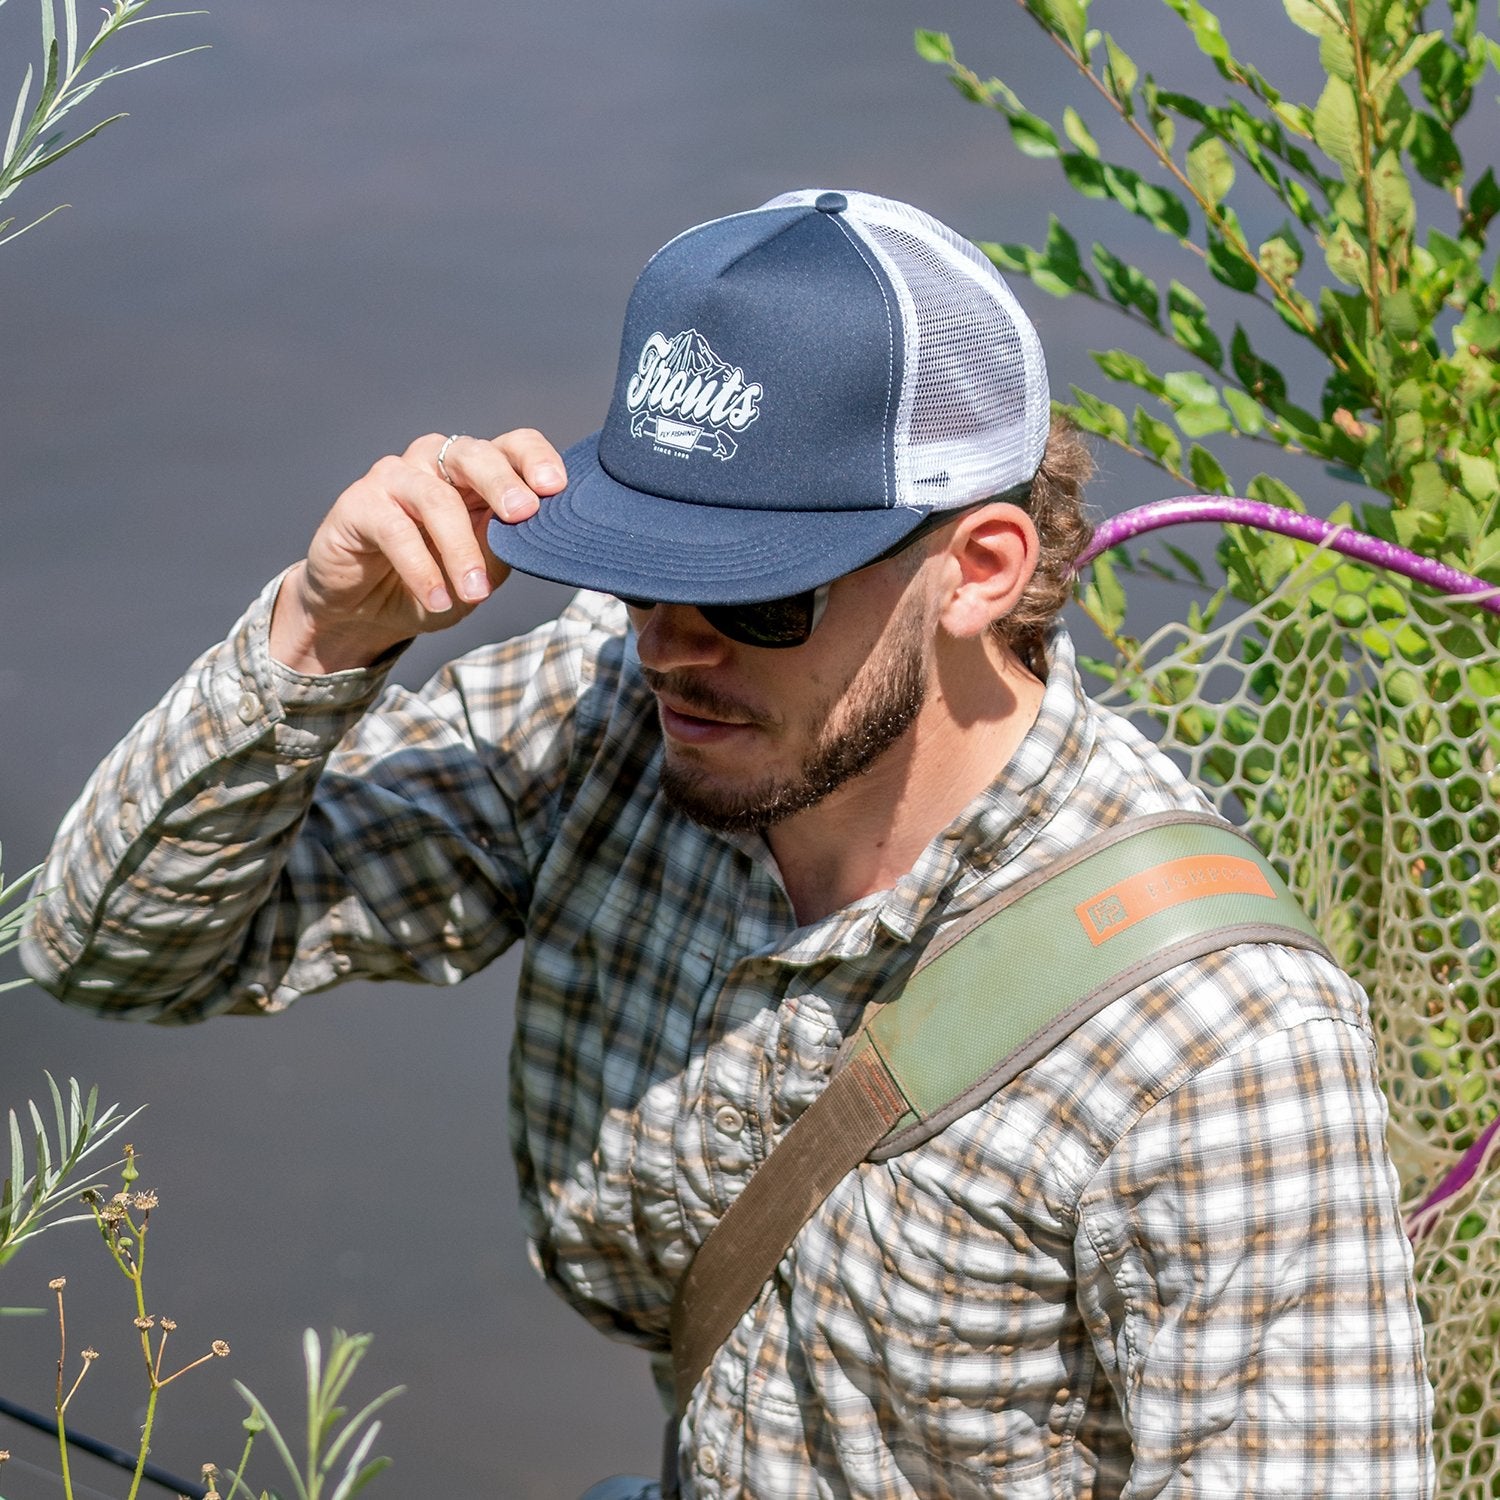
[1073,1010,1434,1498]
[21,571,620,1023]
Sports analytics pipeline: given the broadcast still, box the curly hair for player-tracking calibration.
[992,413,1095,676]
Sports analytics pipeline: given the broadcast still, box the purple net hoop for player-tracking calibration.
[1078,496,1500,617]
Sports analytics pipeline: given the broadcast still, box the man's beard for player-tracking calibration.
[652,614,928,834]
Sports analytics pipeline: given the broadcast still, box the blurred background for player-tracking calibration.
[0,2,1326,1494]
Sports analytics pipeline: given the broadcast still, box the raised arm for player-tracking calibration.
[22,429,585,1022]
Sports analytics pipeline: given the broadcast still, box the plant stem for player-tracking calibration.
[222,1429,258,1500]
[53,1286,74,1500]
[1346,0,1384,334]
[124,1381,161,1500]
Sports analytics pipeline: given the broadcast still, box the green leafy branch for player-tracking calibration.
[0,1073,141,1269]
[226,1330,404,1500]
[918,0,1500,613]
[1,0,207,246]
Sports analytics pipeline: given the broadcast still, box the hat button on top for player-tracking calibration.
[814,191,847,214]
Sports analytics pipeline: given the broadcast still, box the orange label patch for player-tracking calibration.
[1075,855,1274,946]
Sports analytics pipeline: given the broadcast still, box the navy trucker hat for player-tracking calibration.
[487,189,1051,606]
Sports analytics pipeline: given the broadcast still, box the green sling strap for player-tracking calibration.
[666,809,1333,1428]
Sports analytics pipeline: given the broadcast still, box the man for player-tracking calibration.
[24,189,1431,1497]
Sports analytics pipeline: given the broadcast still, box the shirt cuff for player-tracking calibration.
[217,567,408,760]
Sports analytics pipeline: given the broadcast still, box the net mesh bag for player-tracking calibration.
[1094,536,1500,1495]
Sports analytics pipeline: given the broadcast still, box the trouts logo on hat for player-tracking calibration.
[488,189,1050,607]
[625,329,763,462]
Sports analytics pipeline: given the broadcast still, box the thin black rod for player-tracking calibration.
[0,1391,207,1498]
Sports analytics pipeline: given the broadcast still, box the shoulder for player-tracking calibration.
[1005,941,1377,1204]
[899,936,1376,1231]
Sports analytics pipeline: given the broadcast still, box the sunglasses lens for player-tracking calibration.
[703,591,821,649]
[616,586,828,648]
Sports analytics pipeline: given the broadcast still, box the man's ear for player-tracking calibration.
[935,502,1041,640]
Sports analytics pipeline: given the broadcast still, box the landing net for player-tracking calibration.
[1087,502,1500,1496]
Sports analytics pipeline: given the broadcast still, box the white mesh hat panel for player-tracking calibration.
[760,189,1051,511]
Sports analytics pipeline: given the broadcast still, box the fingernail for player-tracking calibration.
[461,569,490,602]
[535,464,564,489]
[427,585,453,612]
[500,488,534,521]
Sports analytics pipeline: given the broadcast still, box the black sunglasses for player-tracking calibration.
[615,498,1018,649]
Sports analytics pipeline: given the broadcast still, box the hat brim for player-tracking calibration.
[486,435,933,606]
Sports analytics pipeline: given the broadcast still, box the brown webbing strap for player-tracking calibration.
[667,1045,908,1415]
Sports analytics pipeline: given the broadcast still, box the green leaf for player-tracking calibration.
[1043,214,1090,287]
[1369,31,1444,109]
[1091,242,1160,326]
[1103,34,1138,106]
[1223,386,1265,432]
[1407,459,1447,511]
[1174,401,1233,437]
[1245,473,1306,511]
[1160,0,1235,77]
[1312,75,1361,173]
[1080,161,1192,237]
[4,63,33,168]
[1062,106,1099,158]
[1455,449,1500,504]
[1187,133,1234,207]
[1323,219,1368,288]
[1319,27,1357,84]
[1283,0,1336,35]
[1187,444,1230,493]
[1207,231,1259,291]
[1407,113,1463,189]
[1166,280,1223,368]
[1231,325,1288,402]
[914,28,955,64]
[1463,167,1500,238]
[1134,407,1184,471]
[1381,288,1422,340]
[1093,348,1165,394]
[1065,387,1129,443]
[1162,369,1220,406]
[1003,106,1061,160]
[1082,549,1128,634]
[1037,0,1090,55]
[1257,229,1303,283]
[1371,150,1415,239]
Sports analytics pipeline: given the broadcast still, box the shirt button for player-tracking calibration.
[713,1105,745,1137]
[236,690,261,724]
[697,1445,718,1478]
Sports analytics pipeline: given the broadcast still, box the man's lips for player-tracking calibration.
[643,670,770,743]
[656,695,757,744]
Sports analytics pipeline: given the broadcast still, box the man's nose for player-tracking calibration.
[631,603,731,672]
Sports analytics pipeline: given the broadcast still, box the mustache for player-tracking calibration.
[641,668,774,728]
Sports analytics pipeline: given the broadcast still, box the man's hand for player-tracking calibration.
[269,430,567,674]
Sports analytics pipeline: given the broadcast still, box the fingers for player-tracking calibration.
[304,428,569,648]
[413,429,568,525]
[388,462,491,609]
[386,430,567,605]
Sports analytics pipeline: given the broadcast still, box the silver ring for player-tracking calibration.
[435,433,465,487]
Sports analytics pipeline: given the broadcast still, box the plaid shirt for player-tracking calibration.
[25,578,1433,1498]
